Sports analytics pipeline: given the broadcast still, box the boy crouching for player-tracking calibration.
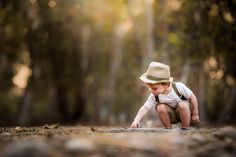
[130,62,200,129]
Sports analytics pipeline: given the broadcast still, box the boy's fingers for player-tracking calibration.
[137,123,140,128]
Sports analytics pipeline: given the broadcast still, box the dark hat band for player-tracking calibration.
[146,75,170,81]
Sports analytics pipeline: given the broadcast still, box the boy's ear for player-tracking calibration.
[165,82,171,87]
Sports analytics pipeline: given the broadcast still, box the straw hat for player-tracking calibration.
[140,62,173,84]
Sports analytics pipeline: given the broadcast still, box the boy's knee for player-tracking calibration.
[156,104,167,113]
[177,102,189,111]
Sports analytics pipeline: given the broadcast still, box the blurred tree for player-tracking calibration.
[0,0,26,125]
[178,0,236,123]
[1,0,236,126]
[17,0,86,124]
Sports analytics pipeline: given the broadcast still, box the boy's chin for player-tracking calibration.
[153,92,162,95]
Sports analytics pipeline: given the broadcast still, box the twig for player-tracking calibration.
[90,127,170,133]
[0,127,8,133]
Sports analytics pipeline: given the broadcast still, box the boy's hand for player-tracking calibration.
[191,114,200,124]
[130,120,141,128]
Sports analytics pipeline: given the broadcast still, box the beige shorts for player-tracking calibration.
[156,101,192,124]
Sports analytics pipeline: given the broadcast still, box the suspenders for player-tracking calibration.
[172,82,187,100]
[155,82,187,103]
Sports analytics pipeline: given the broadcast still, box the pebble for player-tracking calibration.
[191,133,207,144]
[217,126,236,140]
[1,141,49,157]
[65,138,96,153]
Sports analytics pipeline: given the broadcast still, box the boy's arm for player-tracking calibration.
[189,93,200,123]
[130,105,151,128]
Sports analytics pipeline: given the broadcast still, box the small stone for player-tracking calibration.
[219,126,236,139]
[65,138,96,153]
[191,133,206,144]
[1,141,49,157]
[213,126,236,140]
[2,132,12,136]
[14,127,24,132]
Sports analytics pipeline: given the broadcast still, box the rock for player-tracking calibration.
[1,141,50,157]
[2,132,12,136]
[218,126,236,141]
[191,133,207,144]
[195,142,236,157]
[14,127,24,132]
[43,123,60,129]
[125,138,157,152]
[65,138,96,153]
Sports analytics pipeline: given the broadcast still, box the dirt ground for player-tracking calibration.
[1,124,236,157]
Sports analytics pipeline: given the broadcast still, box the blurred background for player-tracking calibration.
[0,0,236,126]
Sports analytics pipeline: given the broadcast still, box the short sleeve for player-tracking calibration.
[175,82,193,99]
[143,94,157,108]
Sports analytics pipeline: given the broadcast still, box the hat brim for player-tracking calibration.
[139,73,173,84]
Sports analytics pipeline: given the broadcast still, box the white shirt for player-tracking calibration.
[144,82,193,109]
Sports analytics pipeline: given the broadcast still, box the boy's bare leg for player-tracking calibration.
[177,101,191,128]
[156,104,171,128]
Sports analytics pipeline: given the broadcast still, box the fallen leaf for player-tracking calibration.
[43,123,60,129]
[14,126,24,132]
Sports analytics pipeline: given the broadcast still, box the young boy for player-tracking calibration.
[130,62,200,129]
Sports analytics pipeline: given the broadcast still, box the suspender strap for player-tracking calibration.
[155,95,159,103]
[172,82,187,100]
[155,82,187,103]
[155,95,160,110]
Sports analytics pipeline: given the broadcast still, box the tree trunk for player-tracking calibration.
[55,84,70,123]
[180,63,190,83]
[142,0,154,70]
[158,1,170,64]
[72,88,85,122]
[196,62,206,122]
[17,76,32,125]
[218,84,236,123]
[80,25,90,74]
[105,25,124,124]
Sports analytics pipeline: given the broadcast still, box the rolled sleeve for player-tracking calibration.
[176,82,193,99]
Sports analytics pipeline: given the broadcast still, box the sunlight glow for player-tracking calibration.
[30,0,37,4]
[204,57,224,80]
[117,19,133,36]
[226,76,235,86]
[48,0,56,8]
[167,0,182,11]
[129,1,143,16]
[147,0,154,4]
[208,56,217,68]
[12,65,32,89]
[216,69,224,79]
[209,70,223,80]
[223,12,234,23]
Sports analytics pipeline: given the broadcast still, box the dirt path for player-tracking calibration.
[0,125,236,157]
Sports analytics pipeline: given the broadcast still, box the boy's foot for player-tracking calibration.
[180,127,189,131]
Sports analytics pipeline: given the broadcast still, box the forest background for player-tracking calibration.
[0,0,236,126]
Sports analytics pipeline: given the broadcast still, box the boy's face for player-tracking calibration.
[145,82,169,95]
